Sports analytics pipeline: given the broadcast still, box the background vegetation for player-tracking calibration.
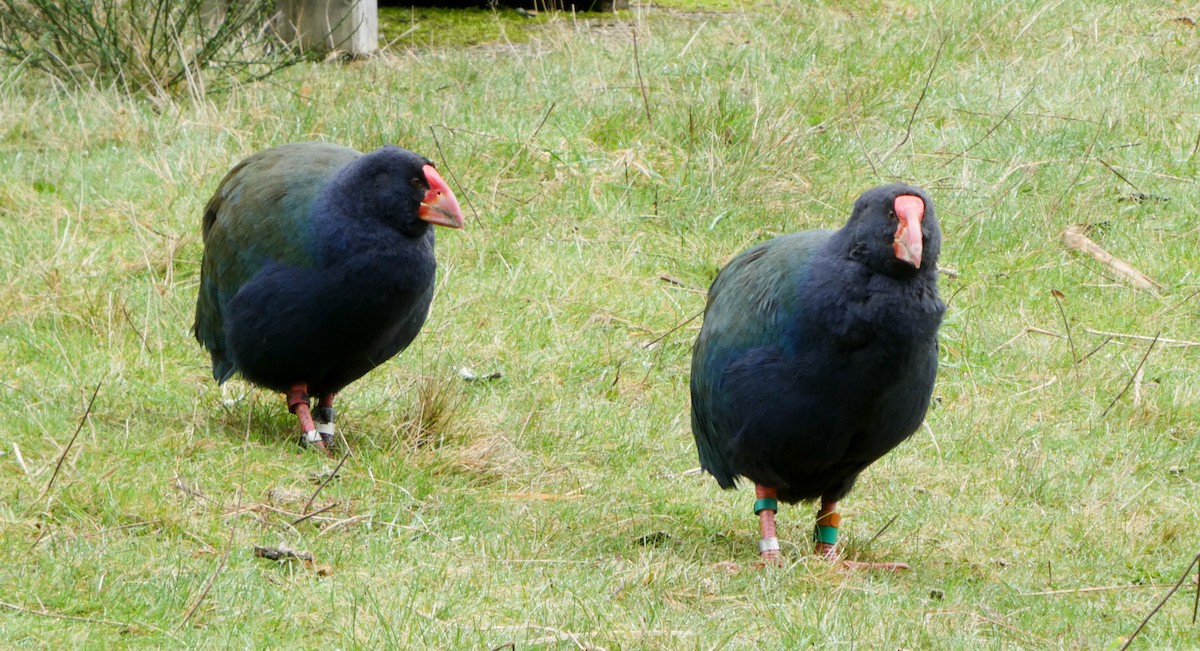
[0,0,301,100]
[1,0,1198,648]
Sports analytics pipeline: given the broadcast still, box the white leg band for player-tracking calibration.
[303,430,322,444]
[758,537,780,553]
[317,422,335,437]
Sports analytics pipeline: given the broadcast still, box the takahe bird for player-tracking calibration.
[193,141,464,454]
[690,183,943,569]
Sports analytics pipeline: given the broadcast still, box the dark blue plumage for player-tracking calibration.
[690,183,944,565]
[193,141,464,451]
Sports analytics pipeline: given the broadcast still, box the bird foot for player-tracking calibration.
[754,535,784,568]
[754,550,784,569]
[299,431,337,457]
[815,541,839,561]
[814,541,907,570]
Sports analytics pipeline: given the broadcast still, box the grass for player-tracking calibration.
[2,0,1199,647]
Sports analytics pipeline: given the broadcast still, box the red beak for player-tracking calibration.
[893,194,924,268]
[418,164,465,229]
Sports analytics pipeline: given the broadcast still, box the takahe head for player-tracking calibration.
[845,183,939,277]
[319,145,464,239]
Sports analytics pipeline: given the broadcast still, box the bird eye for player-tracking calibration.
[410,176,426,190]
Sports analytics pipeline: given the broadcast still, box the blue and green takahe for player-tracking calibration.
[690,183,944,569]
[193,141,464,454]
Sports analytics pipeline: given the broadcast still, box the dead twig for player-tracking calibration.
[1083,328,1199,348]
[1118,553,1200,651]
[1078,336,1113,364]
[939,88,1031,170]
[303,450,349,515]
[253,545,313,562]
[0,599,169,636]
[486,623,591,651]
[632,29,652,125]
[176,505,236,631]
[1062,225,1159,290]
[1046,119,1104,226]
[290,501,339,527]
[1050,290,1077,374]
[860,513,900,552]
[1097,157,1141,192]
[428,125,484,228]
[176,410,252,631]
[881,34,945,166]
[846,88,880,177]
[1101,332,1159,418]
[642,310,702,349]
[41,382,101,506]
[1022,584,1172,597]
[990,326,1064,356]
[317,514,371,536]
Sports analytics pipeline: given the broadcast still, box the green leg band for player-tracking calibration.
[813,525,838,545]
[753,498,779,515]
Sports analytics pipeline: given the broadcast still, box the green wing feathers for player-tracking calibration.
[689,230,832,484]
[192,142,362,381]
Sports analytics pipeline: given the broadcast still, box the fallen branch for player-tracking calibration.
[990,326,1064,356]
[881,34,945,166]
[253,545,313,562]
[1102,333,1159,418]
[632,29,652,125]
[290,501,339,527]
[1118,553,1200,650]
[1050,289,1078,373]
[0,599,170,637]
[1021,584,1173,597]
[641,310,702,349]
[1062,225,1158,290]
[1083,328,1200,349]
[303,450,349,515]
[41,383,102,506]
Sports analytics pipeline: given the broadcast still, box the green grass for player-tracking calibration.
[2,1,1200,648]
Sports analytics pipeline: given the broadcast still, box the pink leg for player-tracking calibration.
[816,499,909,571]
[814,500,841,559]
[754,484,782,565]
[315,392,337,449]
[287,384,331,455]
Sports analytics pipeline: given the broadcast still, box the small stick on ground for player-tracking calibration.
[253,545,313,562]
[1132,364,1145,408]
[1118,552,1200,651]
[632,29,652,125]
[41,382,101,507]
[1078,336,1113,364]
[1101,332,1159,418]
[1022,583,1172,597]
[175,514,235,631]
[860,513,900,552]
[1050,290,1078,376]
[1046,123,1104,227]
[1083,328,1199,348]
[175,412,252,631]
[1097,157,1141,192]
[642,310,701,349]
[1062,224,1159,290]
[990,326,1064,356]
[938,87,1031,170]
[303,450,350,515]
[0,599,170,637]
[881,34,945,165]
[428,125,483,227]
[290,501,339,527]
